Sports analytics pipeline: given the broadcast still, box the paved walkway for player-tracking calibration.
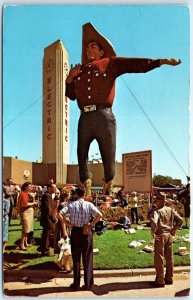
[3,266,190,298]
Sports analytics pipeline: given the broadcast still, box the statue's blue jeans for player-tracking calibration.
[77,108,116,184]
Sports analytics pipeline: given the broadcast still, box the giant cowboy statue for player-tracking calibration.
[65,22,181,197]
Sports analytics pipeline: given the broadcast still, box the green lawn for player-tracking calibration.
[4,219,190,270]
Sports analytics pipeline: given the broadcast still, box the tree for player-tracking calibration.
[153,174,181,187]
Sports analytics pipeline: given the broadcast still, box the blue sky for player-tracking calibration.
[3,4,190,184]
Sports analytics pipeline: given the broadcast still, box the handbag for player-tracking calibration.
[83,225,91,235]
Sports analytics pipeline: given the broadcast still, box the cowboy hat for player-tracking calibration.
[156,192,167,201]
[82,22,116,64]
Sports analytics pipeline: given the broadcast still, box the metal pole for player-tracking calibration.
[148,193,150,208]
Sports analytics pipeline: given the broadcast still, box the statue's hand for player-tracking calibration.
[160,58,181,66]
[167,58,181,66]
[66,64,82,83]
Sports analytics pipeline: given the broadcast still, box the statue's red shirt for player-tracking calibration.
[66,57,160,110]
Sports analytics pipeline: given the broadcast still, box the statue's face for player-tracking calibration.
[86,42,104,62]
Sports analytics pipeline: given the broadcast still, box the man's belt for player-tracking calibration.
[82,105,112,113]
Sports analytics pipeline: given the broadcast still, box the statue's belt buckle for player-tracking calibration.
[83,105,96,112]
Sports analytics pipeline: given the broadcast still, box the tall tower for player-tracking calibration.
[42,39,70,184]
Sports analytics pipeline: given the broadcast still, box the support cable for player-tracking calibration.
[4,74,79,162]
[121,77,188,178]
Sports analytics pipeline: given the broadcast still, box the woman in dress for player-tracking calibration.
[17,181,37,250]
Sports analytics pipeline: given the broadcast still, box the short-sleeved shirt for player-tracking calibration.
[60,198,102,227]
[19,191,29,208]
[150,206,183,235]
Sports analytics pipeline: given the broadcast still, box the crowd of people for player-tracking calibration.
[2,178,103,290]
[2,177,190,290]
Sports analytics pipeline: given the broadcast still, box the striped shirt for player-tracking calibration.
[60,198,102,227]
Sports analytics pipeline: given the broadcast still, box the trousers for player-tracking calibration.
[154,232,173,284]
[78,108,116,183]
[131,207,139,224]
[71,227,94,288]
[41,224,55,254]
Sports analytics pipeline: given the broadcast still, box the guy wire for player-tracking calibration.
[121,77,188,178]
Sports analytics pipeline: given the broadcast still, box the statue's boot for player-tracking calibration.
[83,179,92,197]
[103,180,114,196]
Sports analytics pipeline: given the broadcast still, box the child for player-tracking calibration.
[149,192,183,287]
[54,195,71,272]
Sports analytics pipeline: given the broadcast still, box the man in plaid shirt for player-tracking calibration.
[59,187,102,291]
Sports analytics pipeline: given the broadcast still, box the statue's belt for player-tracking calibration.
[81,105,112,113]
